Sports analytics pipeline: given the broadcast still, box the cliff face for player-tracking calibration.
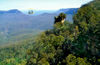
[61,19,65,23]
[54,13,66,24]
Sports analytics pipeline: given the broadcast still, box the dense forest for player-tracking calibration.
[0,0,100,65]
[0,29,44,46]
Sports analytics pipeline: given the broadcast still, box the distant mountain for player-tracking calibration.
[0,9,57,33]
[0,8,78,46]
[65,8,78,14]
[56,8,70,14]
[0,8,78,34]
[56,8,78,15]
[0,9,22,14]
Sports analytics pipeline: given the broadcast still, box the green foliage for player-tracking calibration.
[26,20,74,65]
[0,34,38,65]
[26,0,100,65]
[72,0,100,64]
[63,54,91,65]
[0,29,43,47]
[0,58,27,65]
[0,0,100,65]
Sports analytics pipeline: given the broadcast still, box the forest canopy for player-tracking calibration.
[26,0,100,65]
[0,0,100,65]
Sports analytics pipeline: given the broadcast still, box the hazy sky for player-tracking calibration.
[0,0,93,10]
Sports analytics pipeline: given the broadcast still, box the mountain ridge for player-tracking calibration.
[0,8,78,33]
[0,9,22,14]
[55,8,78,14]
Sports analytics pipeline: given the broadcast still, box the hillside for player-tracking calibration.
[0,0,100,64]
[25,0,100,65]
[0,8,80,64]
[0,29,44,47]
[0,9,57,47]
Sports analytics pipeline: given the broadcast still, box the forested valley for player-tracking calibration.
[0,0,100,65]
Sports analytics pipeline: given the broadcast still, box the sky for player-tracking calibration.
[0,0,93,10]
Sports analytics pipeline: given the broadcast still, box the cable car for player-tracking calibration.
[28,8,34,14]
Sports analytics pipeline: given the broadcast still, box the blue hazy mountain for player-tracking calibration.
[0,8,78,46]
[0,8,78,33]
[0,9,56,32]
[55,8,78,14]
[0,9,22,14]
[65,8,78,14]
[55,8,70,14]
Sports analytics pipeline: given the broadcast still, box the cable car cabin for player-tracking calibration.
[28,10,34,14]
